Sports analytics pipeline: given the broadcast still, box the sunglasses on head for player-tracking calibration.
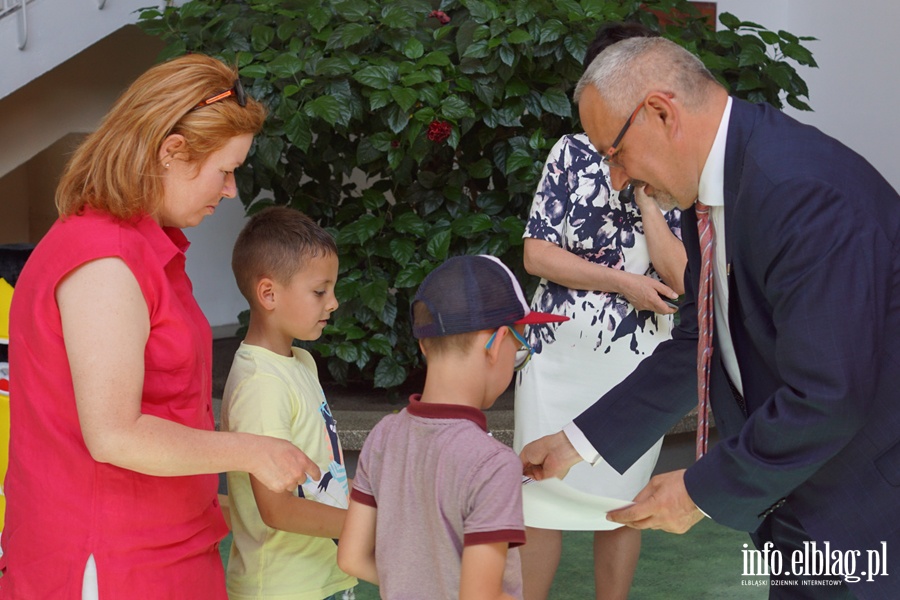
[192,78,247,111]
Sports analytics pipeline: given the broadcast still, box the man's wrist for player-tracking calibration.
[562,422,602,466]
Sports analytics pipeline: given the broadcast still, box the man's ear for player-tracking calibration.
[158,133,187,165]
[645,92,678,138]
[256,277,277,311]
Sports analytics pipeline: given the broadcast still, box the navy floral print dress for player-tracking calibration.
[513,134,683,528]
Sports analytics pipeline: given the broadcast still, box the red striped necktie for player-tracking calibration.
[695,201,714,459]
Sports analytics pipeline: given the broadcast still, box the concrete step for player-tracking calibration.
[211,397,701,453]
[333,408,701,451]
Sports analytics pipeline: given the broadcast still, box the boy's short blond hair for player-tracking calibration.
[232,206,337,308]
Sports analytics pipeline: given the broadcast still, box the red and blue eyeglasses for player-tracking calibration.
[485,326,534,372]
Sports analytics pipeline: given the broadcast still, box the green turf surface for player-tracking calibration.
[220,517,769,599]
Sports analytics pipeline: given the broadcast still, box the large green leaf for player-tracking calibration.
[334,0,369,22]
[285,113,312,152]
[403,38,425,59]
[425,229,451,259]
[374,356,407,388]
[507,29,533,44]
[335,341,361,363]
[539,88,571,118]
[303,96,343,126]
[360,279,389,312]
[390,238,417,264]
[504,147,535,175]
[392,211,427,236]
[395,263,427,288]
[391,87,418,113]
[382,3,418,29]
[308,6,331,31]
[251,24,275,52]
[440,95,476,120]
[267,54,304,78]
[367,334,394,356]
[354,65,397,90]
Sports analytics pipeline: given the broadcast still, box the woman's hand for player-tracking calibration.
[617,272,678,314]
[631,184,661,213]
[246,435,321,493]
[630,185,687,294]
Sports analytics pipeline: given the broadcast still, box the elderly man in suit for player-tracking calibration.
[520,37,899,599]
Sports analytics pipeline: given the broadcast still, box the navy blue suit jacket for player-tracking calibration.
[573,98,900,597]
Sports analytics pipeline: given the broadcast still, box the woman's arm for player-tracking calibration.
[249,476,347,538]
[337,499,379,584]
[633,186,687,294]
[459,542,516,600]
[523,237,677,314]
[57,257,319,492]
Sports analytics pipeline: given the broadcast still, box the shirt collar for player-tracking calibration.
[133,213,191,266]
[406,394,488,432]
[697,96,733,208]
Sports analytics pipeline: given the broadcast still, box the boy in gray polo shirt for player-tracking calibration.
[338,255,568,599]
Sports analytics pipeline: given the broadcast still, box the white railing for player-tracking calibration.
[1,0,22,16]
[1,0,29,50]
[1,0,153,103]
[1,0,107,51]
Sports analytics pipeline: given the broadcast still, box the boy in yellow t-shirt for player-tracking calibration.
[222,206,356,600]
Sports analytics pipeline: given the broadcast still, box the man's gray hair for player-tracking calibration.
[574,37,722,117]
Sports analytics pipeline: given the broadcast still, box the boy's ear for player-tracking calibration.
[255,277,277,311]
[484,327,504,366]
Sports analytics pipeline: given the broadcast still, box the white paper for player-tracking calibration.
[522,477,634,531]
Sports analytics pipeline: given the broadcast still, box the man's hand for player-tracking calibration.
[606,469,704,533]
[520,431,583,481]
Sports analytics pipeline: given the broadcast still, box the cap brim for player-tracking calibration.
[515,311,569,325]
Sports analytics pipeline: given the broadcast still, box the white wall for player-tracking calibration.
[716,0,900,191]
[183,199,250,334]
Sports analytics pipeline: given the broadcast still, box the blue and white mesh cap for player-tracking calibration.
[411,254,568,339]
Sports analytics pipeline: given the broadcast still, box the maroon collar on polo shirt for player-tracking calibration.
[405,394,488,432]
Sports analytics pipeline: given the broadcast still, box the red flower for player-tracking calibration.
[391,140,400,148]
[428,10,451,25]
[426,120,452,143]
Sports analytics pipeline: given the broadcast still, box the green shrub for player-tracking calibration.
[138,0,815,391]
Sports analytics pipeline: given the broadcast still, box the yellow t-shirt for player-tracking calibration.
[221,343,356,599]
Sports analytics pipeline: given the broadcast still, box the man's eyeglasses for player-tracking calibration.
[602,101,645,168]
[485,326,534,372]
[192,79,247,111]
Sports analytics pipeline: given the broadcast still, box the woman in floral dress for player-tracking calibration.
[514,131,686,599]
